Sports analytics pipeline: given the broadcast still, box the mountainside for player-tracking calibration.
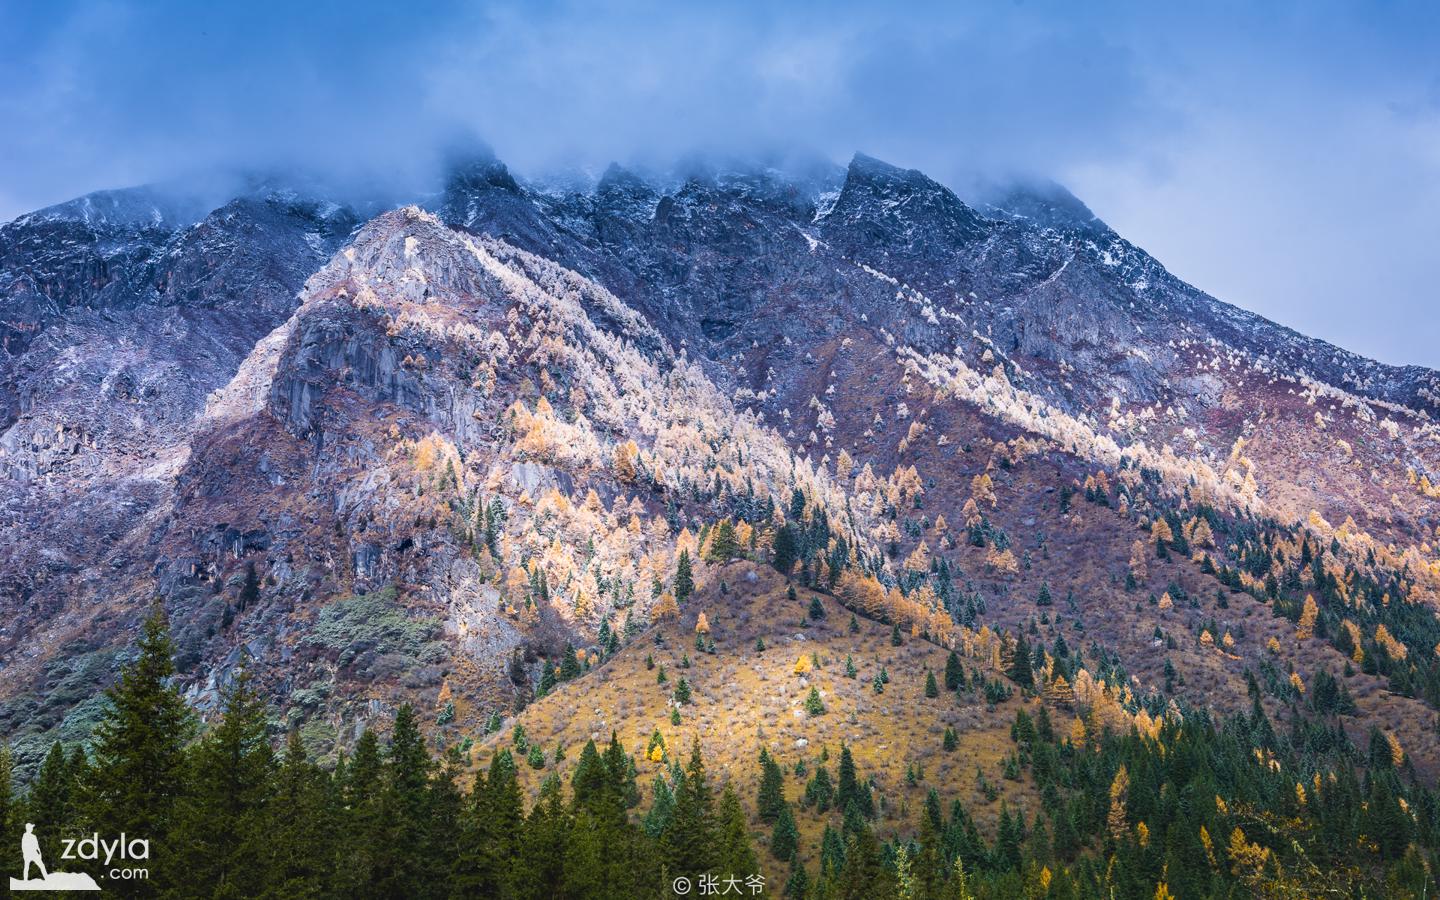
[3,150,1440,893]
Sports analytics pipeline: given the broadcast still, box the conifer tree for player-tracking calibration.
[571,739,607,811]
[664,740,716,880]
[758,751,786,822]
[784,863,811,900]
[26,742,77,867]
[85,603,194,895]
[516,776,570,900]
[453,748,523,897]
[558,642,582,680]
[707,520,739,563]
[263,731,335,900]
[715,784,759,878]
[945,650,963,692]
[377,704,433,896]
[770,802,799,861]
[643,776,675,838]
[805,687,826,716]
[925,670,940,698]
[0,746,15,873]
[808,594,826,620]
[170,669,275,899]
[336,728,386,897]
[773,525,799,576]
[1009,632,1034,689]
[675,550,695,604]
[603,732,641,810]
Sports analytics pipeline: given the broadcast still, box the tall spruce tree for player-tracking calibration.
[664,740,716,879]
[674,550,695,604]
[376,704,432,897]
[758,751,786,822]
[771,802,799,861]
[169,669,275,899]
[715,784,759,878]
[262,731,335,900]
[85,603,194,898]
[26,742,78,867]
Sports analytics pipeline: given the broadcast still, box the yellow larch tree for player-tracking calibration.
[1296,594,1318,641]
[1107,766,1130,840]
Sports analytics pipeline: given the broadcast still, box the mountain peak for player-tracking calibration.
[819,152,990,248]
[981,178,1105,233]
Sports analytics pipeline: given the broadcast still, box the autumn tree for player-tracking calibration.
[612,439,640,483]
[1296,594,1318,641]
[1107,765,1130,842]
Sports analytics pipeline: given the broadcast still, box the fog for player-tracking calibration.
[2,1,1437,365]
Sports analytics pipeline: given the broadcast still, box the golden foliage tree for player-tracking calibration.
[653,592,680,621]
[1296,594,1318,641]
[612,439,640,483]
[1107,766,1130,840]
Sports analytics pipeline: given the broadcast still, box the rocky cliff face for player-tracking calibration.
[1,151,1437,774]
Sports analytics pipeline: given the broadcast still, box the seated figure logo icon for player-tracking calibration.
[10,824,100,892]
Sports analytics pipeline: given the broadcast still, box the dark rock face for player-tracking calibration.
[1,150,1437,771]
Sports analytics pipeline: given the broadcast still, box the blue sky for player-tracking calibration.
[2,0,1437,366]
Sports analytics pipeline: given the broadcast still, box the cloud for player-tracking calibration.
[0,0,1437,365]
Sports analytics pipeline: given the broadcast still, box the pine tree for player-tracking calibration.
[808,594,825,620]
[771,802,799,861]
[891,622,903,646]
[26,742,78,868]
[707,519,739,563]
[675,550,695,604]
[758,751,786,822]
[337,728,386,897]
[805,687,826,716]
[849,613,860,634]
[559,643,582,681]
[0,745,16,876]
[944,650,963,692]
[1037,582,1053,606]
[665,740,716,879]
[784,863,811,900]
[85,603,194,895]
[715,784,759,878]
[925,670,939,698]
[1009,632,1034,689]
[169,669,275,899]
[943,727,958,752]
[263,731,335,900]
[773,525,799,576]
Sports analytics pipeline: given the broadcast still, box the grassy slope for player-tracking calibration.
[477,561,1038,879]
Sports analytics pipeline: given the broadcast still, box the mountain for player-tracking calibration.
[3,150,1440,893]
